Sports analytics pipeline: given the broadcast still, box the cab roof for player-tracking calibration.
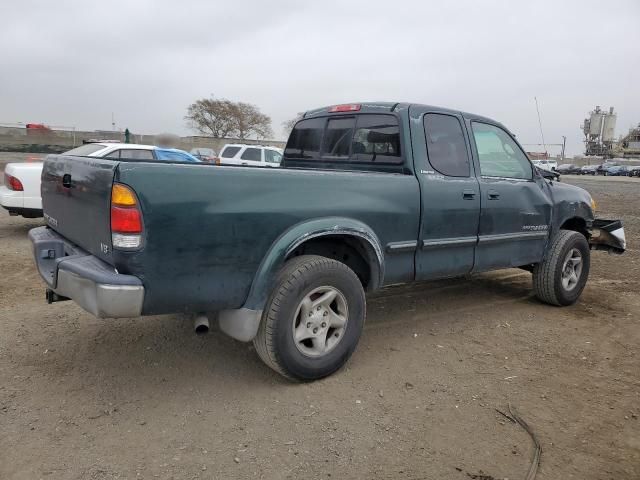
[303,102,506,130]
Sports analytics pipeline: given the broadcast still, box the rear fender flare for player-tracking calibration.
[243,217,384,311]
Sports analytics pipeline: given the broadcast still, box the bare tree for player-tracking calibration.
[229,102,273,140]
[282,112,304,136]
[185,97,237,138]
[185,96,273,140]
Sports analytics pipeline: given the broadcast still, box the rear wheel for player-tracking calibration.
[253,255,366,381]
[533,230,590,306]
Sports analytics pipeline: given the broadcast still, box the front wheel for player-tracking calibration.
[253,255,366,381]
[533,230,590,306]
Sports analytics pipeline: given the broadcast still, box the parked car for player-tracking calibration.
[1,163,44,218]
[189,147,217,162]
[531,159,557,171]
[1,143,199,218]
[555,164,582,175]
[604,165,631,176]
[596,161,618,175]
[628,165,640,177]
[579,165,598,175]
[29,102,625,381]
[218,144,283,167]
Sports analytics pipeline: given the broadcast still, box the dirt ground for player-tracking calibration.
[1,166,638,480]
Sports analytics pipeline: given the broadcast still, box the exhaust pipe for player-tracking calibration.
[194,314,210,335]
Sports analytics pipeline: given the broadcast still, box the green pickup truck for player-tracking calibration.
[29,102,626,380]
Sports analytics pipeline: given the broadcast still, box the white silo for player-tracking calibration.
[589,106,604,137]
[602,107,617,143]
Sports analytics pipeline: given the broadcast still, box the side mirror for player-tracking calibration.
[536,166,560,181]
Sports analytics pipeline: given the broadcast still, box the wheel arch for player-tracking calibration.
[559,216,589,238]
[242,217,384,311]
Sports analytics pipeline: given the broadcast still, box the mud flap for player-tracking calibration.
[589,219,625,254]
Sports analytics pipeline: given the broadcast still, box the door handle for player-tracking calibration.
[487,189,500,200]
[462,189,476,200]
[62,174,72,188]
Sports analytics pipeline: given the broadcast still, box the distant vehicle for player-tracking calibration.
[1,163,43,218]
[531,159,557,171]
[628,166,640,177]
[555,164,582,175]
[189,147,217,163]
[579,165,598,175]
[596,161,618,175]
[0,144,199,218]
[604,165,631,176]
[218,144,283,167]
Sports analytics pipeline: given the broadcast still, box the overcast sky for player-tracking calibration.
[1,0,638,156]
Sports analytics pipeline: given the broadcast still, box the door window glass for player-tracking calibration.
[221,146,241,158]
[423,114,470,177]
[471,122,532,179]
[240,148,261,161]
[103,149,121,159]
[264,150,282,164]
[118,149,154,160]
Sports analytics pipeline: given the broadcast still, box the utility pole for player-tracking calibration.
[534,97,547,157]
[561,136,566,161]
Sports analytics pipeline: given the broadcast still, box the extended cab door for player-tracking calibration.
[468,120,552,271]
[410,108,481,280]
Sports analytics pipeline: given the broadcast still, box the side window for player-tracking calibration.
[351,115,402,163]
[119,149,154,160]
[240,148,261,161]
[423,114,470,177]
[155,150,197,162]
[103,149,121,159]
[264,150,282,164]
[221,146,241,158]
[284,117,324,159]
[471,122,532,179]
[322,117,355,158]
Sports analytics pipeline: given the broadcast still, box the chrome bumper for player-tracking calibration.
[29,226,144,318]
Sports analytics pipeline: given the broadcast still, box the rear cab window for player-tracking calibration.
[284,113,403,172]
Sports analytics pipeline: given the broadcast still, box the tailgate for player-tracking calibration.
[41,155,117,264]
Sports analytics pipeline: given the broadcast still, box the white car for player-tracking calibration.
[0,143,199,218]
[1,162,44,218]
[218,144,283,167]
[531,159,558,171]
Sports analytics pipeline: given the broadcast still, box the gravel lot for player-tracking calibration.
[1,164,638,479]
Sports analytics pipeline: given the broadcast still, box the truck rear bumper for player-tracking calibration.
[589,219,626,254]
[29,226,144,318]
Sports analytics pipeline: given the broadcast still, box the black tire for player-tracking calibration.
[533,230,590,306]
[253,255,366,381]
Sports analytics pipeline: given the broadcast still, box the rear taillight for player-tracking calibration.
[4,173,24,191]
[111,183,143,249]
